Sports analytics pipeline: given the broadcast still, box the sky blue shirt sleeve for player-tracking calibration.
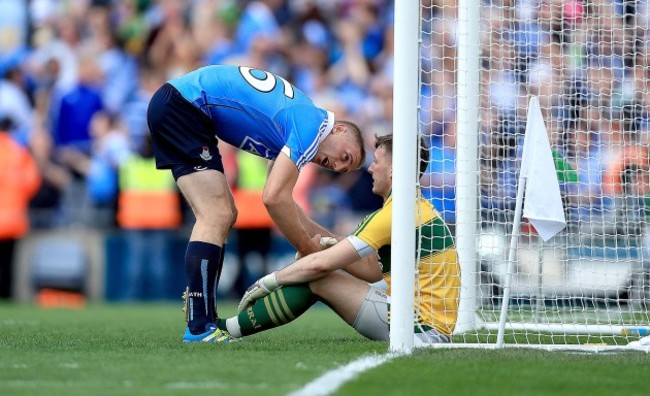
[279,104,330,170]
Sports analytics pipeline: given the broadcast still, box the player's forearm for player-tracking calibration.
[264,155,318,255]
[294,204,333,237]
[265,197,316,254]
[277,240,361,285]
[342,255,383,283]
[276,254,331,285]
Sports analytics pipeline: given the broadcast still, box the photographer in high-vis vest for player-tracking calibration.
[0,116,41,299]
[116,135,182,300]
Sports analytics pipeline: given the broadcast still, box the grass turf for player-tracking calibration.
[1,302,649,396]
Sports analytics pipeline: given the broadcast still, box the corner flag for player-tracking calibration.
[521,97,566,241]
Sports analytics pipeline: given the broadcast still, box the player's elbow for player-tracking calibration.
[305,264,331,279]
[303,256,334,278]
[262,189,282,209]
[230,206,238,229]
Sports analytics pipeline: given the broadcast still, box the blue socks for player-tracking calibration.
[185,241,222,334]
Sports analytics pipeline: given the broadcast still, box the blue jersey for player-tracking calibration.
[168,65,334,169]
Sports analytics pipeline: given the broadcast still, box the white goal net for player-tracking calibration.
[416,0,650,349]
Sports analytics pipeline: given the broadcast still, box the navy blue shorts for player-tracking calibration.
[147,83,224,180]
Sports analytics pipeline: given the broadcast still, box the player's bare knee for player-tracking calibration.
[219,208,237,231]
[308,278,324,296]
[196,205,235,230]
[308,272,338,297]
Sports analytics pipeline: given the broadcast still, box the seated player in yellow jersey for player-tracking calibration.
[215,134,461,344]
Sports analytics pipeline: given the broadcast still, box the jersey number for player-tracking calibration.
[239,66,295,99]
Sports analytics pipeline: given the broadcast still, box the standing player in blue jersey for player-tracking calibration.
[147,65,365,343]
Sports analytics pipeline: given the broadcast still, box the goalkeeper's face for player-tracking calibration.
[368,146,391,199]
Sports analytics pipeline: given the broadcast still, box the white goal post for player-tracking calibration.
[390,0,420,353]
[391,0,650,351]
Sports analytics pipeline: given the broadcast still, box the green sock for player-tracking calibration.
[219,284,317,337]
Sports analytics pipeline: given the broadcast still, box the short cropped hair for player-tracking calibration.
[338,120,366,169]
[374,133,430,178]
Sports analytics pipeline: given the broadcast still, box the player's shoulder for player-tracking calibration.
[355,204,390,232]
[416,197,442,223]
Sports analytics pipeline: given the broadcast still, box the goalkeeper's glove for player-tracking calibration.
[319,236,338,249]
[237,271,280,313]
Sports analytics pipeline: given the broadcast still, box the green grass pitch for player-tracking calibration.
[1,302,649,396]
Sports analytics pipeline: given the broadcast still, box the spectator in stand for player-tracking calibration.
[121,65,167,152]
[478,104,520,225]
[286,13,331,97]
[0,64,33,146]
[143,0,189,77]
[234,0,287,72]
[57,111,132,225]
[527,33,568,112]
[38,53,104,226]
[190,1,237,67]
[422,122,457,228]
[28,124,73,229]
[167,30,204,79]
[49,53,104,156]
[563,106,610,227]
[601,109,650,237]
[27,12,80,98]
[328,16,372,116]
[115,0,151,57]
[0,116,42,299]
[87,4,139,115]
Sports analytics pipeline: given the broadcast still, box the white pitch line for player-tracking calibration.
[287,353,398,396]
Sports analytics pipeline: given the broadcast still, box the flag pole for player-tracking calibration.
[496,173,527,348]
[496,96,567,347]
[534,237,545,323]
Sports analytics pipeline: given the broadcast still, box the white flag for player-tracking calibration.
[521,97,566,241]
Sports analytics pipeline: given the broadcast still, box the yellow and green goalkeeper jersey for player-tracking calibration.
[347,193,460,336]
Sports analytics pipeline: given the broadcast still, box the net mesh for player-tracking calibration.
[418,0,650,346]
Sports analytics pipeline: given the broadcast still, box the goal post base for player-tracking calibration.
[422,343,650,353]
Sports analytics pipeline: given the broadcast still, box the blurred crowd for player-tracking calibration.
[0,0,395,236]
[0,0,649,240]
[472,0,650,236]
